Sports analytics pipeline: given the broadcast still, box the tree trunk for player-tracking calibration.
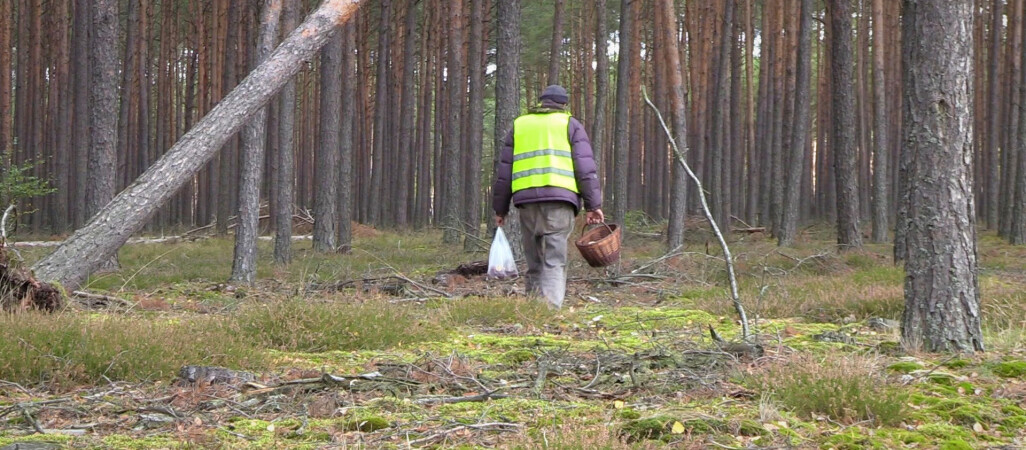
[900,0,983,353]
[711,0,734,234]
[0,0,11,173]
[216,0,242,236]
[369,0,391,226]
[87,0,120,270]
[592,0,608,177]
[396,0,418,228]
[464,0,484,249]
[32,0,366,290]
[828,0,863,251]
[231,0,282,283]
[778,0,812,246]
[984,0,1003,229]
[657,0,687,250]
[312,31,342,252]
[870,0,889,243]
[495,0,524,260]
[273,0,302,265]
[1001,0,1023,238]
[548,0,564,85]
[611,0,632,224]
[71,0,90,228]
[338,22,356,253]
[441,0,465,244]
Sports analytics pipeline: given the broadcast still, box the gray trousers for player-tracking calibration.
[518,202,575,308]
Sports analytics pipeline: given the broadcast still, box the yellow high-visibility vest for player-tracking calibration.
[511,112,578,193]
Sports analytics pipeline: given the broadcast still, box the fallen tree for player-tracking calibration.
[31,0,365,291]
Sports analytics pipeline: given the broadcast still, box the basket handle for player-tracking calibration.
[579,221,614,238]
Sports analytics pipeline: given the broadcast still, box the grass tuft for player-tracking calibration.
[0,311,262,389]
[236,299,448,352]
[744,354,908,426]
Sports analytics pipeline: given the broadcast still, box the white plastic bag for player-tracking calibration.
[487,227,519,279]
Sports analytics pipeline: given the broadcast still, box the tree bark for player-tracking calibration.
[828,0,863,251]
[778,0,812,246]
[32,0,366,290]
[900,0,983,353]
[231,0,282,283]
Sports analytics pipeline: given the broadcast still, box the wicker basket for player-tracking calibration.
[575,223,621,267]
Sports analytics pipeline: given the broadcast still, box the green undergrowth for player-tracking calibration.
[4,228,1026,448]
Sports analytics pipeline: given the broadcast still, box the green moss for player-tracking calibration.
[991,360,1026,378]
[500,349,535,365]
[876,429,929,445]
[915,423,972,441]
[825,429,870,449]
[873,341,904,356]
[101,433,183,449]
[733,419,768,437]
[681,418,727,434]
[0,434,76,447]
[619,416,675,442]
[343,416,390,432]
[927,372,959,386]
[616,408,642,420]
[938,439,974,450]
[886,361,923,373]
[942,359,971,369]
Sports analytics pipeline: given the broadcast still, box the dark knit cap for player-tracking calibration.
[539,85,569,105]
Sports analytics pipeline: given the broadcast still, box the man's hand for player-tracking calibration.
[495,214,505,227]
[585,209,604,225]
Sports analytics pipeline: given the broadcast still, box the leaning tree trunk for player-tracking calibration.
[32,0,366,291]
[900,0,983,353]
[230,0,282,283]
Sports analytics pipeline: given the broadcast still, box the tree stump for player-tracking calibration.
[0,249,65,312]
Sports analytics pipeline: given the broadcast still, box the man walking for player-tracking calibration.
[493,85,604,309]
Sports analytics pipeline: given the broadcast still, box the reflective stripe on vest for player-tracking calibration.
[511,112,578,193]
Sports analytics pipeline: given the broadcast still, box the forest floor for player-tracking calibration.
[2,219,1026,449]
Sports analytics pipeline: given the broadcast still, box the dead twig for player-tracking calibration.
[405,422,522,447]
[72,290,131,308]
[21,406,46,434]
[643,88,750,340]
[414,390,508,405]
